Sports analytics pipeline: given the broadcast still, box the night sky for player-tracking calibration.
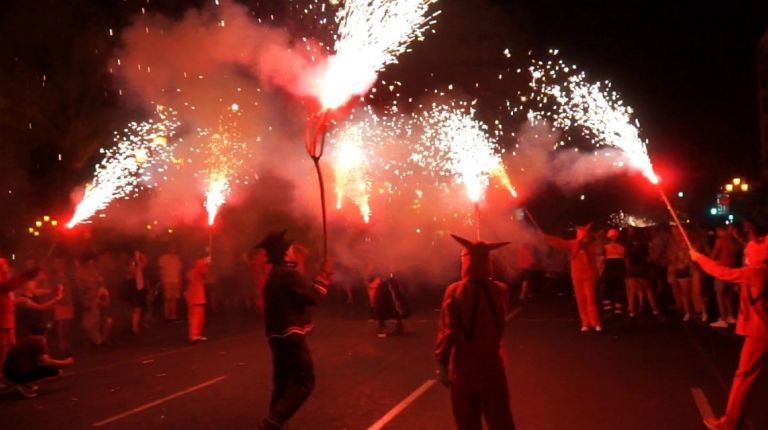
[504,0,768,189]
[1,0,767,229]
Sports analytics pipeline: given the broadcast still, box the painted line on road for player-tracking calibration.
[366,379,437,430]
[362,306,520,429]
[92,375,228,427]
[66,330,258,378]
[690,387,715,419]
[683,327,757,430]
[506,305,523,322]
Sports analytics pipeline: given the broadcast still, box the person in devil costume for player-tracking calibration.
[435,234,516,430]
[257,230,332,430]
[692,221,768,430]
[542,224,603,332]
[367,272,411,338]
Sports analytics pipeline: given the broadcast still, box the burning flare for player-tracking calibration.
[201,104,245,226]
[413,102,517,203]
[66,106,179,228]
[330,121,374,223]
[311,0,441,109]
[526,52,659,183]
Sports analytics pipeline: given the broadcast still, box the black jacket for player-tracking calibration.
[263,263,328,339]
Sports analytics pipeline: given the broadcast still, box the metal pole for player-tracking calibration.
[522,207,541,231]
[658,187,694,252]
[474,202,481,240]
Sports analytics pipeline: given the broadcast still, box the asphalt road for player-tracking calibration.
[2,292,766,430]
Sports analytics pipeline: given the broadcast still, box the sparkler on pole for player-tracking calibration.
[522,207,541,232]
[658,188,694,251]
[474,202,481,240]
[66,106,179,228]
[310,0,441,110]
[202,104,245,227]
[302,0,441,258]
[526,53,692,250]
[305,110,331,260]
[414,102,518,238]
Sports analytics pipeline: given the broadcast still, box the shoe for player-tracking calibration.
[703,416,726,430]
[726,316,737,325]
[628,312,636,318]
[17,384,39,398]
[377,332,387,339]
[392,322,404,335]
[258,418,284,430]
[652,310,661,316]
[580,326,589,332]
[190,336,208,344]
[594,326,603,332]
[710,320,729,329]
[683,314,691,322]
[702,314,709,323]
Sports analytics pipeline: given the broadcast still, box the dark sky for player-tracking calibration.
[504,0,768,187]
[383,0,768,217]
[1,0,767,226]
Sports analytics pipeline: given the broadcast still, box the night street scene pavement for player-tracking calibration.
[2,0,768,429]
[2,291,767,430]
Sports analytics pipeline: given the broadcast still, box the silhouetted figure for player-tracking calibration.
[436,234,516,430]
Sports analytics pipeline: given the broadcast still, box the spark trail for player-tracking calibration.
[66,106,179,228]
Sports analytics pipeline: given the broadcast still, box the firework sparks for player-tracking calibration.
[526,52,659,183]
[609,211,656,228]
[66,106,179,228]
[312,0,441,109]
[201,104,246,226]
[329,122,373,223]
[328,105,415,223]
[414,102,517,203]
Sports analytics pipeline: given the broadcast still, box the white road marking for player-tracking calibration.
[92,375,228,427]
[506,305,523,322]
[66,330,258,378]
[366,379,437,430]
[690,387,715,419]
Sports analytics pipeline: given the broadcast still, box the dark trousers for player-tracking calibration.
[451,359,516,430]
[268,335,315,425]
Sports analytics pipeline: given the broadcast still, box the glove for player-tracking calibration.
[689,251,702,262]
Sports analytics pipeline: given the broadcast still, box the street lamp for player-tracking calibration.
[725,183,734,192]
[741,183,749,192]
[733,177,742,186]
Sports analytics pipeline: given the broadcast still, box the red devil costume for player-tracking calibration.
[693,237,768,430]
[435,234,516,430]
[258,231,331,430]
[543,224,602,331]
[368,274,411,337]
[186,258,210,343]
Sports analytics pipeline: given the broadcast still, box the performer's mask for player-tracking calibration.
[451,234,510,280]
[258,230,293,265]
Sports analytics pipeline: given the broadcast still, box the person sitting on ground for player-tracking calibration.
[0,260,40,384]
[15,280,63,339]
[2,323,74,398]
